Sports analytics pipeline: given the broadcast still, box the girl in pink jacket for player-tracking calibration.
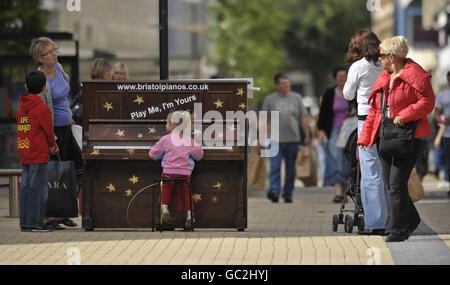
[149,110,203,228]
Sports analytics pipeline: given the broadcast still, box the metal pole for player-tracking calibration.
[9,176,19,218]
[159,0,168,80]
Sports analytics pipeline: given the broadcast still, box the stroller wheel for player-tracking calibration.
[344,215,354,233]
[332,215,339,232]
[338,213,344,224]
[357,216,365,232]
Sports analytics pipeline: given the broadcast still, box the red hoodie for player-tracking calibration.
[357,58,435,147]
[16,94,56,164]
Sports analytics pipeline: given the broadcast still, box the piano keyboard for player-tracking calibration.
[93,145,233,150]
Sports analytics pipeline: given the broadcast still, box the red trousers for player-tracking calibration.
[161,173,193,211]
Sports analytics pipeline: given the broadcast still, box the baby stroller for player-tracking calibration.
[331,128,365,233]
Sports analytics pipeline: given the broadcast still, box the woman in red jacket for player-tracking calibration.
[357,36,435,242]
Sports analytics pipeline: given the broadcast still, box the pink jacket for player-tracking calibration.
[357,58,435,147]
[149,131,204,176]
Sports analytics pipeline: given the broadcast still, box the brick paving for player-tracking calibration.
[0,175,448,265]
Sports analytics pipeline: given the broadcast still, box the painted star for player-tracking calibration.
[217,131,223,138]
[193,193,202,203]
[125,189,132,197]
[227,125,236,132]
[116,129,125,137]
[126,149,135,155]
[106,183,116,192]
[103,102,113,112]
[213,182,222,190]
[212,196,219,203]
[148,127,156,134]
[91,149,100,155]
[133,95,144,105]
[238,103,246,110]
[193,129,202,137]
[129,175,139,184]
[236,88,244,96]
[137,133,143,139]
[213,99,224,109]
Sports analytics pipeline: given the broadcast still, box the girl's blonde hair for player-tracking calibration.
[90,58,112,80]
[167,110,193,132]
[380,36,409,59]
[112,62,129,80]
[29,37,56,65]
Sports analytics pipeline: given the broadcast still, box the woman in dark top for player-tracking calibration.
[317,67,356,203]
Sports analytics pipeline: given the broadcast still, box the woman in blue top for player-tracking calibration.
[29,37,82,229]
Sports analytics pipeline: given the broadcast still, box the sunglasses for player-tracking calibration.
[379,53,393,59]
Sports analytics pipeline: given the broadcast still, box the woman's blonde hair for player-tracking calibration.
[29,37,56,65]
[90,58,112,80]
[380,36,409,59]
[112,62,129,80]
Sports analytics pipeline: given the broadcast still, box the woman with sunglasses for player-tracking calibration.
[29,37,81,229]
[357,36,435,242]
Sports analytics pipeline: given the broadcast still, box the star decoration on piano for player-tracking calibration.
[217,131,223,138]
[193,129,202,137]
[106,183,116,192]
[236,88,244,96]
[193,193,202,203]
[116,129,125,137]
[91,149,100,155]
[148,127,156,134]
[129,175,139,184]
[213,182,222,190]
[125,189,132,197]
[238,103,246,110]
[103,102,113,112]
[126,149,135,155]
[133,95,144,105]
[213,99,224,109]
[212,196,219,203]
[227,125,236,132]
[137,133,143,139]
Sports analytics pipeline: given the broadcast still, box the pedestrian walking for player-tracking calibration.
[358,36,435,242]
[317,67,356,203]
[343,29,388,235]
[434,71,450,199]
[261,73,311,203]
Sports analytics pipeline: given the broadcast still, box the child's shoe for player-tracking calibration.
[161,210,171,223]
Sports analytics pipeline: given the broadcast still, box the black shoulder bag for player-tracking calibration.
[378,89,419,158]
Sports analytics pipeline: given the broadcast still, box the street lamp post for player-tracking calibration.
[159,0,168,80]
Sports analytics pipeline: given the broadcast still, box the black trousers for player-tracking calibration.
[377,138,424,236]
[54,125,83,189]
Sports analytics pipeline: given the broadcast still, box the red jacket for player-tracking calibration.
[16,94,56,164]
[357,59,435,147]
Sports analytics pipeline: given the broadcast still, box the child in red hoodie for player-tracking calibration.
[17,71,59,232]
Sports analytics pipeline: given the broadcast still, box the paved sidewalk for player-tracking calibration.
[0,175,449,265]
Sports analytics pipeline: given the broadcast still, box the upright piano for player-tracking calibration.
[81,80,248,231]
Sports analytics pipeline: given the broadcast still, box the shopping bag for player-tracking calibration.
[296,146,318,187]
[336,116,358,148]
[46,156,79,217]
[248,147,267,190]
[408,167,424,203]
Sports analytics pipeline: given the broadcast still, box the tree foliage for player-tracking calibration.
[209,0,370,103]
[209,0,289,105]
[0,0,49,55]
